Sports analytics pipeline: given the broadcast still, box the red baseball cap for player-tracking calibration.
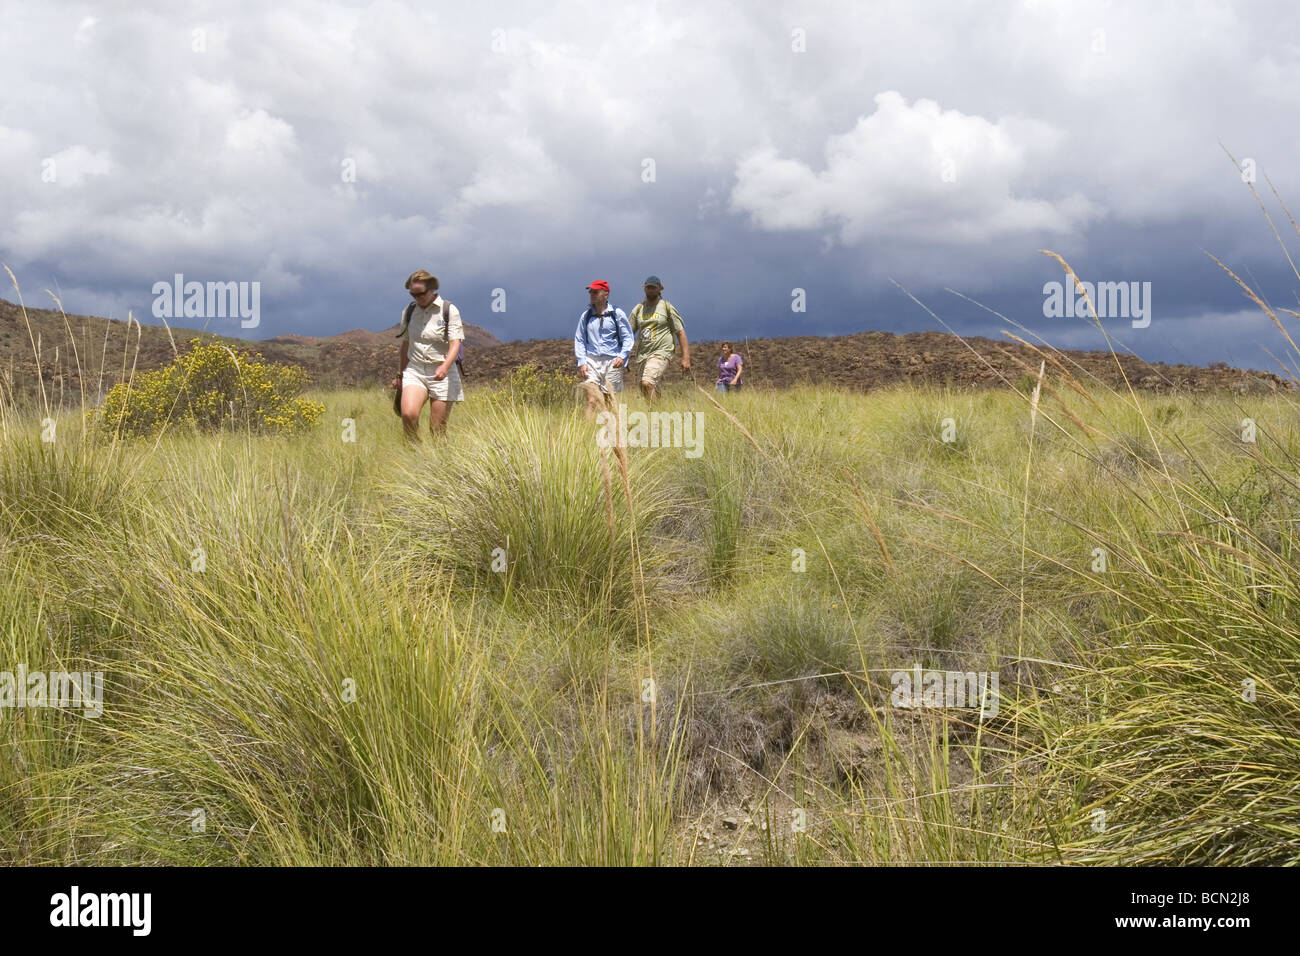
[586,280,610,292]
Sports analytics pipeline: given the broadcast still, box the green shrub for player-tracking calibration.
[383,402,672,629]
[508,363,580,409]
[96,339,323,437]
[707,584,856,684]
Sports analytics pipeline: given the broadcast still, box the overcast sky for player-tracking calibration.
[4,0,1300,369]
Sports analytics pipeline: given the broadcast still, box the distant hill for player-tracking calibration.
[466,330,1292,396]
[265,322,503,350]
[0,295,1289,407]
[0,296,500,406]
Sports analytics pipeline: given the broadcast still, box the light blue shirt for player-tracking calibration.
[574,306,633,365]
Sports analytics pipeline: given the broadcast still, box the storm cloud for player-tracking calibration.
[3,0,1299,370]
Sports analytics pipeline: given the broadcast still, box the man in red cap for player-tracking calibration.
[574,280,633,417]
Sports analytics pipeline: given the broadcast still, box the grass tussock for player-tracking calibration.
[4,239,1300,864]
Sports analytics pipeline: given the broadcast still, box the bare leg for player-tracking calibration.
[640,380,658,404]
[429,399,452,436]
[400,384,428,441]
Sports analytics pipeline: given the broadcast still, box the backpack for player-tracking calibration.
[581,307,624,356]
[397,298,465,376]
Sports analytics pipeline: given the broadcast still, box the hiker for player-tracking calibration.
[574,280,632,418]
[629,275,689,404]
[390,269,464,439]
[716,342,743,393]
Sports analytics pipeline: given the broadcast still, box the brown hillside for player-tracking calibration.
[0,296,499,406]
[470,330,1291,396]
[0,295,1288,407]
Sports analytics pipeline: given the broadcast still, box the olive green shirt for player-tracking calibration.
[630,299,685,362]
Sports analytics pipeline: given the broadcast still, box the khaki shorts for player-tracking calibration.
[582,356,624,395]
[402,360,464,402]
[639,354,670,387]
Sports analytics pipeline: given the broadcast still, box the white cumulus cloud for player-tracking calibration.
[730,91,1101,245]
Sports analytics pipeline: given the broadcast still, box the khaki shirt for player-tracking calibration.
[630,299,685,361]
[403,295,463,366]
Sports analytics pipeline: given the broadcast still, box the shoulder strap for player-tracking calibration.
[663,299,681,330]
[396,302,415,338]
[581,308,623,353]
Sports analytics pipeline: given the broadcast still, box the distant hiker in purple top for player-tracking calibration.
[716,342,743,393]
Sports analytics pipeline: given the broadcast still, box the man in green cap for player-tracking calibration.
[628,275,690,404]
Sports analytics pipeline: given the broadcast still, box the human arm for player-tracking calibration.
[575,311,590,373]
[664,303,690,371]
[627,305,641,365]
[391,306,412,388]
[433,305,464,381]
[433,339,460,380]
[391,338,409,390]
[612,308,633,368]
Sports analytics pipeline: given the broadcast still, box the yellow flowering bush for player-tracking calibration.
[98,339,324,437]
[508,362,579,408]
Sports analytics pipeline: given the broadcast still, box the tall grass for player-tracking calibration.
[378,401,673,633]
[3,249,1300,864]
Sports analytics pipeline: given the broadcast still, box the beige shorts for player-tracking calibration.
[639,355,670,387]
[582,356,624,395]
[402,360,464,402]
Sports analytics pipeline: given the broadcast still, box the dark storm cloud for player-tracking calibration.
[3,0,1300,370]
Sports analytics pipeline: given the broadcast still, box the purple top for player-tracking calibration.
[717,353,742,385]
